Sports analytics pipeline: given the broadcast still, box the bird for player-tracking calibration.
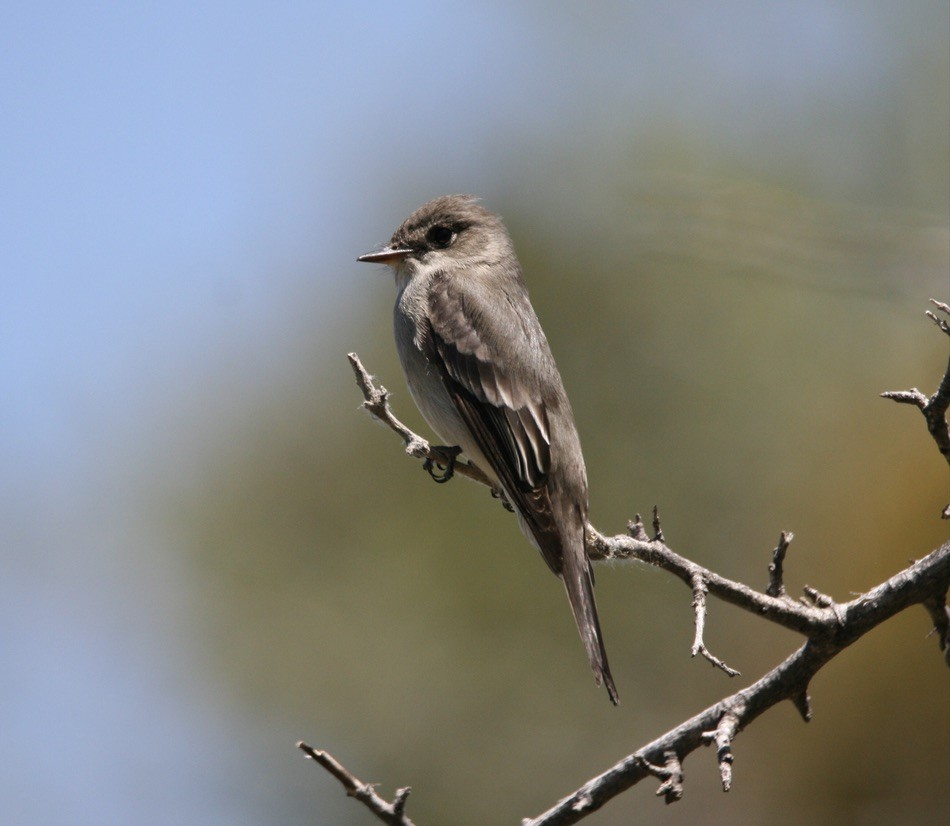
[358,195,618,704]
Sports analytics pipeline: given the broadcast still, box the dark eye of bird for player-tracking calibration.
[426,225,456,249]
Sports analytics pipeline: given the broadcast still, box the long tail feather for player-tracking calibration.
[562,552,619,705]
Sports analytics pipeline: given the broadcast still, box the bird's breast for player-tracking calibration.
[393,292,496,483]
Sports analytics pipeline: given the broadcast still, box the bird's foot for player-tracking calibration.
[423,445,462,484]
[491,487,515,512]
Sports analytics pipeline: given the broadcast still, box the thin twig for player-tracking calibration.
[925,298,950,334]
[587,527,830,637]
[702,709,740,792]
[690,573,740,676]
[880,299,950,470]
[766,532,793,598]
[651,506,665,543]
[347,353,495,489]
[297,742,416,826]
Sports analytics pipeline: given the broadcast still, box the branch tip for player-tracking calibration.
[297,741,416,825]
[791,691,813,722]
[926,298,950,334]
[393,787,412,816]
[627,515,650,542]
[880,388,927,408]
[766,531,793,598]
[703,712,740,792]
[690,574,740,676]
[879,302,950,465]
[652,506,665,543]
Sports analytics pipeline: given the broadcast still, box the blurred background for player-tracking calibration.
[2,2,947,824]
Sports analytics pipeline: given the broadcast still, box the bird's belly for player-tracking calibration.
[394,314,498,485]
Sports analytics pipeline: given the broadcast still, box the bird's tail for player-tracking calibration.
[561,550,619,705]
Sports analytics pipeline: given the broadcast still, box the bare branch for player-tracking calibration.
[702,710,740,792]
[522,543,949,825]
[690,573,740,676]
[880,388,929,408]
[297,742,417,826]
[651,506,665,543]
[350,351,945,643]
[926,298,950,334]
[347,353,495,489]
[880,299,950,471]
[587,527,827,637]
[349,352,831,641]
[338,352,950,824]
[766,532,793,598]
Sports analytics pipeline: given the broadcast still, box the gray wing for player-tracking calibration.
[425,273,563,573]
[426,271,617,703]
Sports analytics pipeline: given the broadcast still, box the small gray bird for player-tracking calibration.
[358,195,618,704]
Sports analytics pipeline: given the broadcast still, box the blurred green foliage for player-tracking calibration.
[153,148,947,824]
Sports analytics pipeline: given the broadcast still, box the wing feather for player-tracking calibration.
[426,274,560,570]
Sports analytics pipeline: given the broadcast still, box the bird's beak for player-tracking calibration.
[357,245,412,265]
